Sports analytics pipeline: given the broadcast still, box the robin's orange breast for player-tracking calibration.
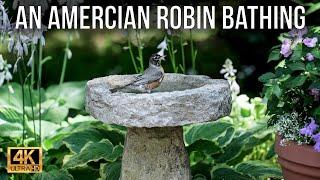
[145,80,161,90]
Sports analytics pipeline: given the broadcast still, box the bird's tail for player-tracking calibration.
[110,82,132,93]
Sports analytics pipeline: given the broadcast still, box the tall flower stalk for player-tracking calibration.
[37,42,43,144]
[59,32,72,86]
[190,30,198,73]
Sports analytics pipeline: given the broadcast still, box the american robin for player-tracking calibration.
[111,53,166,93]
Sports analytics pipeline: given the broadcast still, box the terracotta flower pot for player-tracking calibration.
[275,135,320,180]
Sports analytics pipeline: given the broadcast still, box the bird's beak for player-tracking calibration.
[160,55,166,61]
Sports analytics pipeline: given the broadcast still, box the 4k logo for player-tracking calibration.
[7,147,42,173]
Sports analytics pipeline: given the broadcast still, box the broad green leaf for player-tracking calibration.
[46,81,86,110]
[311,48,320,59]
[236,161,282,179]
[287,62,305,71]
[67,166,100,180]
[290,43,303,61]
[217,127,235,147]
[191,161,212,180]
[60,128,111,153]
[32,169,73,180]
[268,48,281,62]
[25,100,69,124]
[186,140,221,155]
[63,139,123,169]
[214,124,266,164]
[68,115,97,124]
[184,121,233,145]
[0,106,33,138]
[211,166,251,180]
[0,83,45,110]
[286,75,307,88]
[192,174,207,180]
[99,161,121,180]
[258,72,275,83]
[28,120,62,139]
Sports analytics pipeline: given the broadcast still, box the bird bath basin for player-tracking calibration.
[86,73,231,180]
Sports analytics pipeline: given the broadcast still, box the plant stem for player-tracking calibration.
[37,43,43,145]
[180,34,186,74]
[59,32,71,86]
[18,61,26,145]
[135,30,144,72]
[22,61,37,143]
[31,44,36,88]
[168,35,178,73]
[189,30,197,73]
[128,37,138,73]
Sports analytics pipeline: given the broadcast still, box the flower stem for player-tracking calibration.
[190,30,196,72]
[17,61,26,145]
[180,34,186,74]
[37,43,43,145]
[135,30,144,72]
[21,60,37,143]
[31,44,36,88]
[128,36,138,73]
[59,32,71,86]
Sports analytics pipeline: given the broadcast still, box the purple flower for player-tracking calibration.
[300,118,319,136]
[310,88,320,101]
[289,27,308,38]
[280,39,292,58]
[314,142,320,152]
[313,133,320,142]
[303,37,318,48]
[306,53,315,61]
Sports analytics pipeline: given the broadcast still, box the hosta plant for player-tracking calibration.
[260,26,320,151]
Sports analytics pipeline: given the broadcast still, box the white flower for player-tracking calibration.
[230,80,240,96]
[220,59,237,79]
[157,37,167,56]
[0,55,12,86]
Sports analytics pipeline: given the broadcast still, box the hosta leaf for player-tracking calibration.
[192,174,207,180]
[0,106,33,138]
[191,161,212,180]
[99,161,121,180]
[217,127,235,147]
[236,161,282,179]
[186,140,221,155]
[214,124,265,164]
[46,81,86,110]
[32,169,73,180]
[28,120,61,139]
[63,139,123,169]
[211,166,251,180]
[184,121,233,145]
[59,128,111,153]
[0,83,45,109]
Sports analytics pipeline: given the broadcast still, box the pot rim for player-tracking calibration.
[275,134,320,168]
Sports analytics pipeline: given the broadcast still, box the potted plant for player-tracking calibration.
[260,26,320,180]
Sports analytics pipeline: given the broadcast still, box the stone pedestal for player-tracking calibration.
[86,73,232,180]
[121,127,190,180]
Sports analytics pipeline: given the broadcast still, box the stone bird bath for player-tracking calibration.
[86,73,231,180]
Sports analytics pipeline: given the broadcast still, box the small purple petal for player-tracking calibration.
[306,53,315,61]
[289,27,308,38]
[280,39,292,57]
[300,118,319,136]
[303,37,318,48]
[310,89,320,101]
[313,142,320,152]
[313,133,320,142]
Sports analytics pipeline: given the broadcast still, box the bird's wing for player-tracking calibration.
[132,67,163,86]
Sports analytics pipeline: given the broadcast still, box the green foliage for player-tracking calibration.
[184,95,281,179]
[260,26,320,133]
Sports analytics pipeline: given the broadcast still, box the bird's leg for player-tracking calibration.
[147,89,151,94]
